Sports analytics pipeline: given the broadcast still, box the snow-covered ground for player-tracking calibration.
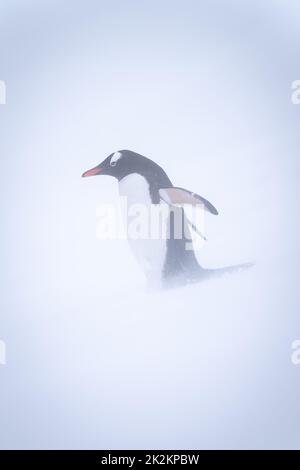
[0,0,299,449]
[1,263,299,449]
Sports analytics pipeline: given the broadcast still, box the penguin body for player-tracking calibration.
[82,150,251,287]
[118,172,167,284]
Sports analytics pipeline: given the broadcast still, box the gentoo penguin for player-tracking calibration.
[82,150,251,288]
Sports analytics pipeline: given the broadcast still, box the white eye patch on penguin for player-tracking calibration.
[110,151,122,167]
[82,149,252,287]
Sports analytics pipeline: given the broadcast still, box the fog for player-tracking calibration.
[0,0,299,449]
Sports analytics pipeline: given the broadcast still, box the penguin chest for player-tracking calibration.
[118,173,167,281]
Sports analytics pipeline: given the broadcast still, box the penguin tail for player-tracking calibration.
[163,261,254,289]
[201,262,254,280]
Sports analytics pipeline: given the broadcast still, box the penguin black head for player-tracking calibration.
[82,150,172,186]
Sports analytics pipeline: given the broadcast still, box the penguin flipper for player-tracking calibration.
[159,187,218,215]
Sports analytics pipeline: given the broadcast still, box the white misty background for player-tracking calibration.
[0,0,299,449]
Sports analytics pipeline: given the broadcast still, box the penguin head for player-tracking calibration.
[82,150,151,181]
[82,150,171,184]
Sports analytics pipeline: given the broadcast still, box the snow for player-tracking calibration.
[0,0,299,450]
